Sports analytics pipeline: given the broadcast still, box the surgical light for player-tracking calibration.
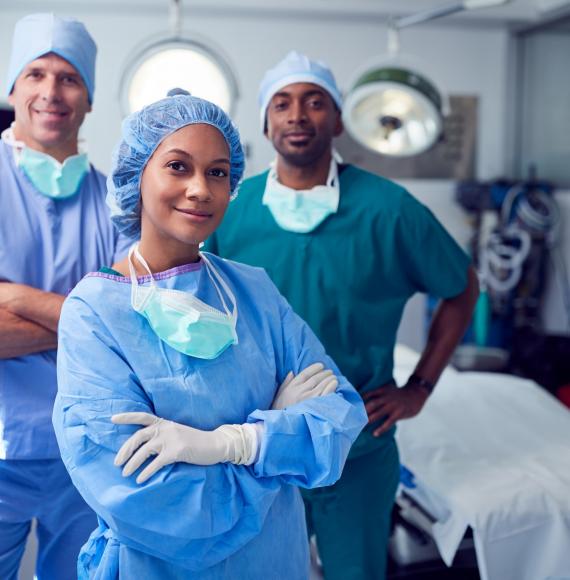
[122,42,236,115]
[343,0,512,157]
[344,68,443,157]
[119,0,238,115]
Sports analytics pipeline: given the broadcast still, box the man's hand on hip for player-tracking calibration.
[363,381,429,437]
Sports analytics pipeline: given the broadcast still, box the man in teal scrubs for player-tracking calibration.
[204,51,479,580]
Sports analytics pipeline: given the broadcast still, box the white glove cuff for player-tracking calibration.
[218,422,264,466]
[243,422,264,465]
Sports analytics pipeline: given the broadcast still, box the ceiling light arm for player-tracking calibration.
[387,18,401,56]
[392,0,512,30]
[170,0,182,39]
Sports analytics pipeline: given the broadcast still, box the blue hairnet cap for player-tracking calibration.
[107,92,245,239]
[258,51,342,127]
[6,13,97,104]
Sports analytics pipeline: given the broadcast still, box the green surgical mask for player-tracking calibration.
[262,157,340,233]
[18,147,89,200]
[128,244,238,360]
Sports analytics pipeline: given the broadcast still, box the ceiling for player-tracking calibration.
[5,0,570,25]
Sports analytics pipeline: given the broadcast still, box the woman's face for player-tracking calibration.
[140,123,231,247]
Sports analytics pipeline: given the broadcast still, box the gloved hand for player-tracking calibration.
[111,412,256,484]
[271,362,338,410]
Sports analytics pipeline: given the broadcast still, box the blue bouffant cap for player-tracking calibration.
[106,92,245,239]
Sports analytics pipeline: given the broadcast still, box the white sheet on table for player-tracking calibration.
[393,344,570,580]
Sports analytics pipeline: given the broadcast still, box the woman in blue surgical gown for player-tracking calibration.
[52,91,367,579]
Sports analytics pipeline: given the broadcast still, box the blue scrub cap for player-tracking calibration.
[106,91,245,239]
[258,51,343,127]
[6,13,97,104]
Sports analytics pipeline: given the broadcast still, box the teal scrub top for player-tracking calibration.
[205,164,470,456]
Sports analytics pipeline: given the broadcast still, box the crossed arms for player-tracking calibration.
[0,282,64,358]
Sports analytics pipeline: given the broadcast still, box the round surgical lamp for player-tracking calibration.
[344,67,443,157]
[119,1,238,115]
[120,39,238,115]
[343,0,512,157]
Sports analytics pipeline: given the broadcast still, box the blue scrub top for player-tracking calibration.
[53,256,367,578]
[0,140,130,460]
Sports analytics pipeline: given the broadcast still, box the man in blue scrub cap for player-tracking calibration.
[0,13,129,580]
[204,50,480,579]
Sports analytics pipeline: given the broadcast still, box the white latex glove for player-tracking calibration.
[111,412,256,484]
[271,362,338,411]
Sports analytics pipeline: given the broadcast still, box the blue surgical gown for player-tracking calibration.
[0,139,130,459]
[53,255,367,579]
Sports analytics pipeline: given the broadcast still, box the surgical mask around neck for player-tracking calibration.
[262,156,340,233]
[128,244,238,360]
[2,125,89,200]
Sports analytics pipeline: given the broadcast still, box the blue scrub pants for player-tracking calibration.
[0,458,97,580]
